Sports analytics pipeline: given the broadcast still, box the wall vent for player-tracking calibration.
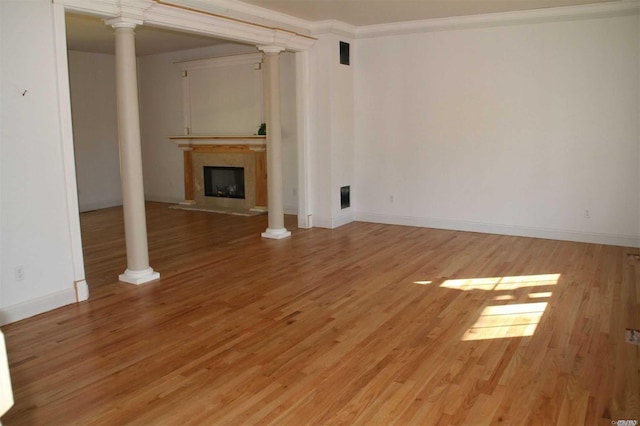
[341,186,350,209]
[339,41,350,66]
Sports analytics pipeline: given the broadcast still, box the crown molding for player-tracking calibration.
[161,1,359,39]
[145,2,315,50]
[159,0,313,35]
[118,0,155,21]
[54,0,155,18]
[356,0,640,39]
[55,0,635,48]
[310,20,357,38]
[152,1,316,50]
[53,0,120,16]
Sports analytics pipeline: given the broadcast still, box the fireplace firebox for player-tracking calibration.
[204,166,245,199]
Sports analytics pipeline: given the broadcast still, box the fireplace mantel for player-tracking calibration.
[170,135,266,147]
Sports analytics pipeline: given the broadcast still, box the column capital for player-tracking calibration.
[104,17,142,29]
[257,45,286,54]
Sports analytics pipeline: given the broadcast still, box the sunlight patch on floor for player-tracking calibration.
[413,274,560,341]
[439,274,560,292]
[463,302,548,341]
[528,291,553,299]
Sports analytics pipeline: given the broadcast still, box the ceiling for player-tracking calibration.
[65,0,616,56]
[237,0,616,27]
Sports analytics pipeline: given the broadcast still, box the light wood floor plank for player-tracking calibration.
[2,202,639,424]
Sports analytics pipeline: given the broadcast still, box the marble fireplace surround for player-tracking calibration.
[171,135,267,213]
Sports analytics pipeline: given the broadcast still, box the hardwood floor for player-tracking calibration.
[2,202,639,425]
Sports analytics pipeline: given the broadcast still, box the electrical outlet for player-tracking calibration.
[389,195,394,204]
[584,209,590,219]
[14,266,24,282]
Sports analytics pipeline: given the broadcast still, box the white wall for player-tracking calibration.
[0,0,82,323]
[138,45,300,212]
[68,50,121,212]
[355,14,640,247]
[308,36,333,226]
[330,37,355,224]
[280,51,299,214]
[308,33,355,228]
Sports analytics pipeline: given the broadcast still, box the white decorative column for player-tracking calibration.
[107,18,160,284]
[258,45,291,239]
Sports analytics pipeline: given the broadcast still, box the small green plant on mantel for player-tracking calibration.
[257,123,266,135]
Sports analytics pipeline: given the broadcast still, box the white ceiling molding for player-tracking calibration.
[159,0,313,35]
[53,0,121,17]
[356,0,640,39]
[118,0,155,21]
[145,2,315,50]
[56,0,637,51]
[163,0,359,38]
[309,20,356,38]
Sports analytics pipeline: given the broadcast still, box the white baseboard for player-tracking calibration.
[312,216,333,228]
[79,199,122,212]
[144,194,185,204]
[0,288,78,326]
[313,209,356,229]
[356,211,640,248]
[333,210,355,229]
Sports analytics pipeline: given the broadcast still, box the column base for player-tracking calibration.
[261,227,291,240]
[119,267,160,285]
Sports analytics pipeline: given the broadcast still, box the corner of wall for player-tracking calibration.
[313,208,355,229]
[307,28,356,231]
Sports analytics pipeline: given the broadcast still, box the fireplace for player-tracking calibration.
[170,137,266,212]
[204,166,245,199]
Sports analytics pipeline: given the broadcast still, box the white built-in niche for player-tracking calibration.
[175,53,264,136]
